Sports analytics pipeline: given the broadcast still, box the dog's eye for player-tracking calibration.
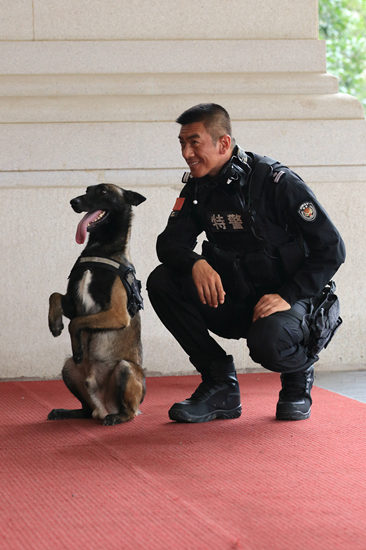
[99,187,108,195]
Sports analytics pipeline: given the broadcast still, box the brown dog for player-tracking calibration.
[48,184,146,425]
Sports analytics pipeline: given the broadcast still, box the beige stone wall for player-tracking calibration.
[1,1,365,378]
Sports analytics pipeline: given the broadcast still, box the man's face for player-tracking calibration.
[178,121,229,178]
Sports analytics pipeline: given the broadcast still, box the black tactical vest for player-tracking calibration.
[190,153,306,298]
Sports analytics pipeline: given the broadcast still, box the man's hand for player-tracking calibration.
[192,259,225,308]
[253,293,290,322]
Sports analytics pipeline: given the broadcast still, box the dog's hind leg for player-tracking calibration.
[48,358,93,421]
[103,361,144,426]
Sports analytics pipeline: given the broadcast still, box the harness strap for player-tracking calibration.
[79,256,121,270]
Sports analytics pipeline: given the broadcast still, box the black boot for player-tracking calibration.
[168,355,242,423]
[276,365,314,421]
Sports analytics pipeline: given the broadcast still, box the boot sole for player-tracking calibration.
[276,407,311,421]
[169,405,242,423]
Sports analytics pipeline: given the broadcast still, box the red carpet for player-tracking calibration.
[1,373,366,550]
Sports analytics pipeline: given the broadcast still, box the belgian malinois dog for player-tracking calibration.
[48,184,146,425]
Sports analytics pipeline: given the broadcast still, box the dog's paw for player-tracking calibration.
[49,321,64,337]
[48,408,65,420]
[103,414,124,426]
[50,326,64,337]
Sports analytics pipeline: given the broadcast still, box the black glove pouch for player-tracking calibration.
[304,281,343,356]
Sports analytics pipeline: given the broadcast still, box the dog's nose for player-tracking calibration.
[70,197,83,212]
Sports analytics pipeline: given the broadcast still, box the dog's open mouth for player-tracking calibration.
[76,210,109,244]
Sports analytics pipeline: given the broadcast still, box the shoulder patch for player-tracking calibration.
[173,197,185,211]
[169,197,185,218]
[298,202,317,222]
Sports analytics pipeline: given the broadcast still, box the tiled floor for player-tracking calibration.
[315,370,366,404]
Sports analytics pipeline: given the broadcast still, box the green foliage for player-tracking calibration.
[319,0,366,112]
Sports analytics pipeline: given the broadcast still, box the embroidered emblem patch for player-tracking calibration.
[211,214,227,230]
[298,202,317,222]
[209,213,245,231]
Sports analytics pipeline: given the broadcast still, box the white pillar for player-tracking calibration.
[1,0,364,377]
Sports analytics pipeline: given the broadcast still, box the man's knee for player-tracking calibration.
[147,264,181,300]
[247,318,281,369]
[146,264,167,296]
[247,315,299,372]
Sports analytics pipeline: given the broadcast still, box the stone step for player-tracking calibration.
[1,119,365,171]
[2,0,318,41]
[0,40,326,74]
[2,165,366,189]
[0,93,362,123]
[0,73,339,97]
[31,0,318,40]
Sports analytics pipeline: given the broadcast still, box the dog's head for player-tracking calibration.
[70,184,146,244]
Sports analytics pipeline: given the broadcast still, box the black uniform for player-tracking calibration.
[147,147,345,374]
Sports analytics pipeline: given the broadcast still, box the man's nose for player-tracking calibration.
[182,143,194,159]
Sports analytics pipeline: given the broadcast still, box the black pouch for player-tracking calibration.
[202,241,253,300]
[304,281,343,356]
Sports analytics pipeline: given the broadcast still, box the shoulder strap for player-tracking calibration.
[247,154,280,215]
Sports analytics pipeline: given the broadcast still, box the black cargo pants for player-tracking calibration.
[147,264,314,374]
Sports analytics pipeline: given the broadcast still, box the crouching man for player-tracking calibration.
[147,103,346,423]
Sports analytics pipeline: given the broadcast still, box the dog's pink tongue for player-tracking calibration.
[75,210,103,244]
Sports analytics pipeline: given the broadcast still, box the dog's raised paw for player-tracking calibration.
[49,318,64,337]
[50,325,64,337]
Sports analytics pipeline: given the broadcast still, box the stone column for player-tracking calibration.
[0,0,364,377]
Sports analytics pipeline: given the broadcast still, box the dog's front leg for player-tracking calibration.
[48,292,65,336]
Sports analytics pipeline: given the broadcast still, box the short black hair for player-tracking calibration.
[176,103,232,143]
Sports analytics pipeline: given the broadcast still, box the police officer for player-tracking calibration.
[147,103,346,423]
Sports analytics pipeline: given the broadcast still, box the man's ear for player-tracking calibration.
[219,134,232,155]
[123,190,147,206]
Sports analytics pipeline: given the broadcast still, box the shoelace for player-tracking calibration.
[281,373,311,398]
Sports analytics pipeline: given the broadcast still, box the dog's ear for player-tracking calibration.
[124,190,146,206]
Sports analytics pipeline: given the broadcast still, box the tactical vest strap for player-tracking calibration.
[247,154,280,216]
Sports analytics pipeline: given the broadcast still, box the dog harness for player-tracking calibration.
[69,256,144,317]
